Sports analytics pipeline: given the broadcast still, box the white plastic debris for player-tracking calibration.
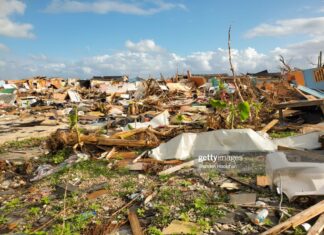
[122,110,170,131]
[150,129,277,161]
[266,152,324,201]
[272,131,324,150]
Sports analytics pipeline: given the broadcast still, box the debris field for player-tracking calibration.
[0,68,324,235]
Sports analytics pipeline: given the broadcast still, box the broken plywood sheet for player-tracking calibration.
[150,129,277,161]
[257,176,270,187]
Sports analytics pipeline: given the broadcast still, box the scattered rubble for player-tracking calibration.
[0,69,323,234]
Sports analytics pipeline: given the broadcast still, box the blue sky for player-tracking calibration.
[0,0,324,79]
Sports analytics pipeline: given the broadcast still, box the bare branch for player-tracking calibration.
[227,25,244,102]
[279,55,292,72]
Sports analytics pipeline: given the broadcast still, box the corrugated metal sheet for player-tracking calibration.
[303,68,324,90]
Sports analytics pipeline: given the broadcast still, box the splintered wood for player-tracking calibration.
[262,200,324,235]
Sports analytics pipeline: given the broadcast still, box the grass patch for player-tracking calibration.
[72,160,113,178]
[269,131,297,138]
[0,215,8,225]
[40,147,72,164]
[0,137,46,154]
[147,226,163,235]
[48,159,114,185]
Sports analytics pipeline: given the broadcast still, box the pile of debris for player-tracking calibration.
[0,68,323,234]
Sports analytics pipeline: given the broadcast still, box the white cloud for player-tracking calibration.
[125,39,162,52]
[0,60,6,68]
[45,0,186,15]
[245,16,324,38]
[0,0,34,38]
[269,36,324,68]
[0,38,322,80]
[0,39,275,79]
[0,43,9,51]
[244,15,324,68]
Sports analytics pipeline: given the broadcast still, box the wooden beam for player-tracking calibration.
[80,134,159,148]
[275,99,324,109]
[158,160,195,176]
[128,207,144,235]
[307,213,324,235]
[261,119,279,133]
[261,200,324,235]
[278,109,284,124]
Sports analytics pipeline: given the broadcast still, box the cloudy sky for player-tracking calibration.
[0,0,324,79]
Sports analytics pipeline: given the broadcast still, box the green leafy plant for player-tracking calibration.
[68,106,81,144]
[194,197,207,210]
[251,101,263,119]
[41,196,50,205]
[238,101,250,121]
[218,80,226,91]
[294,226,306,235]
[179,212,190,222]
[23,230,47,235]
[68,106,78,129]
[137,208,145,217]
[0,215,7,225]
[89,203,100,211]
[154,204,172,226]
[52,223,75,235]
[210,99,227,109]
[73,212,95,230]
[5,198,21,210]
[179,180,192,187]
[210,95,252,128]
[147,226,163,235]
[29,207,41,216]
[175,114,185,124]
[197,218,211,231]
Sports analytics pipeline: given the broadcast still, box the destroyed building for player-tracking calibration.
[0,66,323,234]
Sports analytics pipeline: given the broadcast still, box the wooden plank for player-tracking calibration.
[128,207,144,235]
[278,109,284,124]
[307,213,324,235]
[294,88,317,101]
[261,119,279,133]
[261,200,324,235]
[80,134,159,147]
[158,160,195,176]
[256,175,270,187]
[275,99,324,109]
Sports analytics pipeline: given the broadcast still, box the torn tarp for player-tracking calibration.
[150,129,277,161]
